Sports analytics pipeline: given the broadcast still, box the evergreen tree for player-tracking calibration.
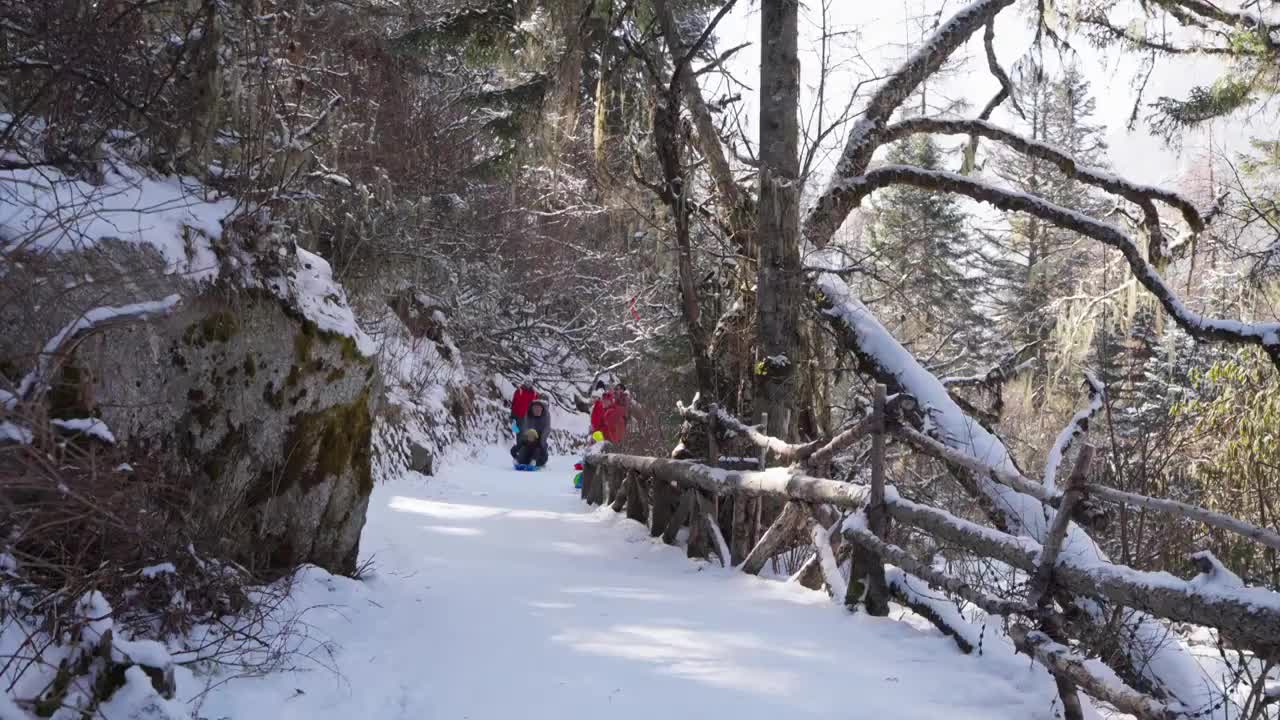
[983,62,1110,354]
[867,136,987,364]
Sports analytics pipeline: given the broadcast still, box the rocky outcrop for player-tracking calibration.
[1,240,377,576]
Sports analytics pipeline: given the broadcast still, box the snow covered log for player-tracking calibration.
[583,452,871,510]
[1008,627,1185,720]
[805,515,848,598]
[842,525,1027,617]
[1086,484,1280,552]
[896,416,1280,551]
[742,501,809,575]
[884,568,982,654]
[893,424,1054,503]
[677,402,823,463]
[887,495,1280,653]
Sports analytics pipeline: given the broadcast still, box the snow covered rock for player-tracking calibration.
[0,157,377,576]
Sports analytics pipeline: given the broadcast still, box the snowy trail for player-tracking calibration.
[189,449,1078,719]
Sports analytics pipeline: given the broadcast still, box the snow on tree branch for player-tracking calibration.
[1043,374,1104,493]
[809,270,1233,709]
[802,0,1016,247]
[845,165,1280,367]
[881,117,1206,231]
[1008,627,1186,720]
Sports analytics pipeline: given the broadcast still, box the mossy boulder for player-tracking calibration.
[0,242,378,577]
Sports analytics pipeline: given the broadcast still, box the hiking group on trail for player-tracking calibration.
[507,378,637,472]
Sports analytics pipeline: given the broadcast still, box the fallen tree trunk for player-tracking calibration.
[584,452,870,510]
[742,501,808,575]
[678,402,822,463]
[898,424,1280,549]
[806,514,847,598]
[1088,484,1280,552]
[887,495,1280,652]
[1008,626,1185,720]
[805,413,876,470]
[843,525,1026,616]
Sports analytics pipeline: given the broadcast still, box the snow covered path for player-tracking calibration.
[190,450,1079,719]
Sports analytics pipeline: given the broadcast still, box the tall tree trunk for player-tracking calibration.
[755,0,801,439]
[653,91,716,399]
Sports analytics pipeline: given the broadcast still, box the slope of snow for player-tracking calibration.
[0,115,373,355]
[0,147,232,282]
[183,449,1089,720]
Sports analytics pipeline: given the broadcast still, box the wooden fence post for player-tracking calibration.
[651,477,676,538]
[846,383,890,615]
[730,493,750,566]
[757,411,769,470]
[753,411,768,550]
[707,403,720,468]
[581,460,595,504]
[1026,444,1095,720]
[626,472,649,524]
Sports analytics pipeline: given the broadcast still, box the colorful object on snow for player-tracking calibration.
[514,463,542,472]
[573,462,584,489]
[510,420,520,435]
[592,430,604,443]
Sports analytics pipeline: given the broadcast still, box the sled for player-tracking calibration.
[514,463,543,472]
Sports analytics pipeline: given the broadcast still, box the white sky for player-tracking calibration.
[705,0,1267,195]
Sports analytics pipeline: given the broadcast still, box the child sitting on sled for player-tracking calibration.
[511,398,550,468]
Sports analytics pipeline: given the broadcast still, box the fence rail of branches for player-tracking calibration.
[582,384,1280,720]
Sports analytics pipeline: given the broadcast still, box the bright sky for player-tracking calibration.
[706,0,1265,197]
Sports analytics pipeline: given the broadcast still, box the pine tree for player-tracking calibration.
[866,135,987,363]
[983,62,1110,354]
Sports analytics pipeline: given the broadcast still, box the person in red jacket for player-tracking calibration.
[590,384,633,443]
[590,389,614,439]
[510,380,537,433]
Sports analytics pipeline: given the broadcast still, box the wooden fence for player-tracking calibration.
[581,385,1280,720]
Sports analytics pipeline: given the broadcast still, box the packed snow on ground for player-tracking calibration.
[178,448,1092,720]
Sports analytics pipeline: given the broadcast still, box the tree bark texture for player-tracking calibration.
[755,0,802,440]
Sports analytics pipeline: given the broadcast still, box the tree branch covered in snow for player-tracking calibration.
[9,295,182,406]
[887,494,1280,656]
[802,0,1016,246]
[1008,626,1186,720]
[1043,375,1104,493]
[881,116,1207,231]
[837,165,1280,366]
